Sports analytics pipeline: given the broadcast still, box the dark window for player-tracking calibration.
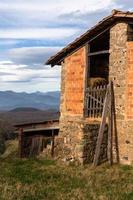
[128,24,133,41]
[87,30,110,83]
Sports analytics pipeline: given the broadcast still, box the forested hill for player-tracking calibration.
[0,91,60,111]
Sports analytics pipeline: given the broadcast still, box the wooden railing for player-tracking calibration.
[85,85,107,118]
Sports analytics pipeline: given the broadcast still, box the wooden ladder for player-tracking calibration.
[93,81,116,166]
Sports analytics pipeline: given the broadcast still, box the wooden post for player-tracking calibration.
[93,85,109,167]
[18,128,23,158]
[84,43,90,117]
[112,82,120,163]
[107,82,113,165]
[51,130,55,157]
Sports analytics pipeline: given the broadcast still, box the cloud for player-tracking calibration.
[7,46,62,65]
[0,72,15,76]
[0,28,79,39]
[0,1,112,13]
[0,60,61,92]
[0,0,113,31]
[0,45,62,92]
[0,0,132,93]
[0,39,19,46]
[113,0,133,11]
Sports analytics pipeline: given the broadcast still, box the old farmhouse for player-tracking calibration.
[46,10,133,165]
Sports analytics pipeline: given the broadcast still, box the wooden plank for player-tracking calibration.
[107,83,113,165]
[84,44,90,117]
[54,25,112,65]
[88,50,109,57]
[86,93,104,105]
[85,85,107,117]
[111,81,119,163]
[22,126,59,133]
[93,85,109,166]
[96,86,99,118]
[51,130,55,157]
[18,128,23,158]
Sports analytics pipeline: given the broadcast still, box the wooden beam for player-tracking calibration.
[51,130,55,157]
[107,82,113,165]
[93,85,109,167]
[84,43,90,117]
[18,128,23,158]
[88,50,109,57]
[51,25,113,66]
[112,82,119,163]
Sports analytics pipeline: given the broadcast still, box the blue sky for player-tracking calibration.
[0,0,132,92]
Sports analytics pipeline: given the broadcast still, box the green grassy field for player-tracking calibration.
[0,141,133,200]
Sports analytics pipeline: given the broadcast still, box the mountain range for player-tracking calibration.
[0,90,60,111]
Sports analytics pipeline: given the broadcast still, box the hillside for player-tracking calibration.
[0,146,133,200]
[0,91,60,111]
[10,107,41,112]
[0,109,59,125]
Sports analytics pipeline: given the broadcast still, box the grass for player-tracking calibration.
[0,141,133,200]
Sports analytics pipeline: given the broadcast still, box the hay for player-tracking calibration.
[0,140,18,159]
[88,77,107,88]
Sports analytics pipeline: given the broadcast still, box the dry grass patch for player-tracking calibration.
[0,143,132,200]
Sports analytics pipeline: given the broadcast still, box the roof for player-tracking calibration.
[46,10,133,66]
[14,118,59,127]
[19,126,59,133]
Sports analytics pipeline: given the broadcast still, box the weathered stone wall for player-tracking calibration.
[83,123,108,164]
[54,117,84,163]
[109,22,133,164]
[54,119,108,164]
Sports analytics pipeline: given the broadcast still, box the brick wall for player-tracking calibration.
[124,41,133,164]
[63,47,86,116]
[126,42,133,119]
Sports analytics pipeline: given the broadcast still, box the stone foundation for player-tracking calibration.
[83,123,108,164]
[54,117,84,163]
[54,117,108,165]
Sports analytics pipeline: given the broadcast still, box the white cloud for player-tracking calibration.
[0,0,132,93]
[0,60,61,92]
[0,39,19,46]
[0,0,114,36]
[0,46,62,92]
[0,0,112,13]
[0,28,78,39]
[7,46,63,64]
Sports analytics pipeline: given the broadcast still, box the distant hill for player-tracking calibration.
[10,107,41,112]
[0,91,60,111]
[0,109,59,125]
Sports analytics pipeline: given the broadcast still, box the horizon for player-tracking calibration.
[0,90,60,94]
[0,0,132,92]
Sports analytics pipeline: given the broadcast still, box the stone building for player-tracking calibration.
[46,10,133,165]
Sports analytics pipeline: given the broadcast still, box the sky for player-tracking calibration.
[0,0,132,93]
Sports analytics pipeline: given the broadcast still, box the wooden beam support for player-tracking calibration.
[107,82,113,165]
[88,50,109,57]
[84,43,90,117]
[93,85,109,167]
[18,128,24,158]
[51,130,55,157]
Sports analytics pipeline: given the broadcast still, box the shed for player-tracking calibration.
[15,119,59,158]
[46,10,133,165]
